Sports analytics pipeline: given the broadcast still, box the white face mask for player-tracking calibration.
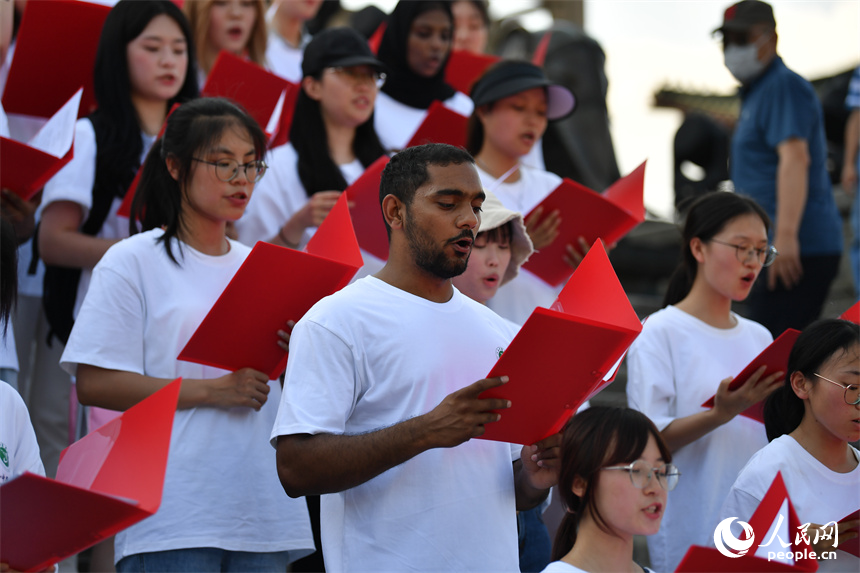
[724,34,770,84]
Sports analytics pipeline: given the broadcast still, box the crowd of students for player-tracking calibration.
[0,1,858,573]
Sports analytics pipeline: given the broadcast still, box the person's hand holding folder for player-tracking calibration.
[710,365,784,425]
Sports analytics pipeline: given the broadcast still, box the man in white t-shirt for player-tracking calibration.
[271,144,560,573]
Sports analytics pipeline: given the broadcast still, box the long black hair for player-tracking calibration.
[763,319,859,441]
[90,0,199,204]
[552,406,672,561]
[131,98,266,263]
[0,217,17,335]
[662,192,770,307]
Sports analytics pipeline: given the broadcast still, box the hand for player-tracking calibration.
[520,432,562,490]
[277,320,295,352]
[300,190,342,229]
[206,367,271,411]
[842,161,858,195]
[807,519,859,557]
[421,376,512,448]
[0,188,39,243]
[525,206,561,250]
[1,562,56,573]
[712,366,783,423]
[768,234,802,291]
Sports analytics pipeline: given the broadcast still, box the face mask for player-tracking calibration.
[724,34,770,84]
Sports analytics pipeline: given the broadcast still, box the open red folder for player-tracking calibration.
[178,193,363,379]
[836,510,860,557]
[0,89,82,200]
[477,243,642,445]
[202,51,293,143]
[405,100,469,149]
[345,155,390,262]
[522,161,647,287]
[0,379,180,573]
[701,328,801,424]
[2,0,109,119]
[840,301,859,324]
[676,472,818,572]
[444,50,500,95]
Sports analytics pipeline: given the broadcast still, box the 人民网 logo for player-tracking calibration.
[714,517,755,558]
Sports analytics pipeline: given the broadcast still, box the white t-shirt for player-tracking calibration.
[40,118,155,318]
[476,164,563,325]
[721,435,860,573]
[235,142,385,278]
[373,90,474,153]
[541,562,654,573]
[60,229,313,563]
[0,379,44,484]
[626,305,773,573]
[265,32,308,83]
[271,276,522,573]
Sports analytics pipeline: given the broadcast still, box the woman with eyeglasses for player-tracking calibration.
[236,27,387,258]
[60,98,314,572]
[625,191,784,573]
[542,406,679,573]
[721,318,860,572]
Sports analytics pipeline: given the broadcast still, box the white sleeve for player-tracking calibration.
[1,381,45,477]
[270,318,358,445]
[40,118,97,219]
[721,485,761,525]
[625,324,677,431]
[60,254,145,377]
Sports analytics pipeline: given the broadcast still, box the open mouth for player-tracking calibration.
[450,236,473,255]
[741,273,755,284]
[229,191,248,201]
[644,503,663,517]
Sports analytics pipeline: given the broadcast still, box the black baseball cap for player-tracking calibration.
[302,27,388,78]
[713,0,776,34]
[470,60,576,121]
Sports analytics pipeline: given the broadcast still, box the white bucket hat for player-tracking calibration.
[477,190,534,286]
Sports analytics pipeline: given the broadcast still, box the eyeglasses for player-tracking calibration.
[814,373,860,405]
[710,239,778,267]
[602,460,681,491]
[327,66,386,88]
[192,158,267,183]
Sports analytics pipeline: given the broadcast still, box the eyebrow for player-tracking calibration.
[209,147,257,157]
[431,189,486,202]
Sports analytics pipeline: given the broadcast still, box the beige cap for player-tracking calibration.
[477,190,534,286]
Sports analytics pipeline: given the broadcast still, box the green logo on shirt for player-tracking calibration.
[496,347,504,359]
[0,444,8,468]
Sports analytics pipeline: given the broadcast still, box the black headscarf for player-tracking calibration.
[377,1,456,109]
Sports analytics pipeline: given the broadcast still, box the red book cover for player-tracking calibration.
[532,31,552,67]
[522,161,646,287]
[178,193,362,379]
[345,155,390,262]
[0,379,180,572]
[405,100,469,149]
[701,328,801,423]
[444,50,499,95]
[2,0,109,119]
[839,301,859,324]
[267,85,299,149]
[477,243,642,445]
[202,51,294,143]
[368,22,386,55]
[836,510,860,557]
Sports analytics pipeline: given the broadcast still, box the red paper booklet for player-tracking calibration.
[202,51,293,143]
[345,155,390,262]
[840,301,859,324]
[701,328,801,424]
[477,243,642,445]
[522,161,647,287]
[676,472,818,572]
[2,0,109,119]
[405,100,469,149]
[836,510,860,557]
[178,193,363,379]
[0,379,180,573]
[444,50,499,95]
[0,89,82,200]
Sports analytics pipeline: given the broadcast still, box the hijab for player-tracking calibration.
[377,0,456,109]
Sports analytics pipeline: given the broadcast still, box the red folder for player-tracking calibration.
[701,328,801,423]
[368,22,387,55]
[522,161,647,287]
[840,301,859,324]
[405,100,469,149]
[202,51,294,143]
[836,510,860,557]
[345,155,390,262]
[676,473,818,572]
[477,243,642,445]
[178,193,363,379]
[0,379,180,573]
[2,0,109,119]
[532,31,552,67]
[444,50,500,95]
[268,85,300,149]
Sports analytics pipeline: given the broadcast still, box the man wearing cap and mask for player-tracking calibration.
[716,0,842,335]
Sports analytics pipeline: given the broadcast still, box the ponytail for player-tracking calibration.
[551,512,580,561]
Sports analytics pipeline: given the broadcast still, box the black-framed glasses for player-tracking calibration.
[814,373,860,405]
[327,66,386,88]
[602,460,681,491]
[192,158,267,183]
[710,239,778,267]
